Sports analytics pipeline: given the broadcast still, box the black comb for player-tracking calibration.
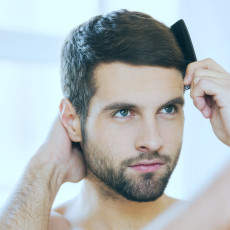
[171,19,197,90]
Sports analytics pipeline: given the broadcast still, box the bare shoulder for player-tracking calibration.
[49,211,71,230]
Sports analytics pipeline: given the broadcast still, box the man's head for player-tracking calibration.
[61,9,185,125]
[60,9,185,202]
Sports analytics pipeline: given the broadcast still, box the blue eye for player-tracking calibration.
[160,105,178,114]
[114,110,131,117]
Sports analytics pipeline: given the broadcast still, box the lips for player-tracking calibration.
[128,160,165,173]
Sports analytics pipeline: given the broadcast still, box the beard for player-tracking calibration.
[82,138,181,202]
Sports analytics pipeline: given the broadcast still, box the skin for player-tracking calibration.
[143,58,230,230]
[82,63,184,201]
[0,58,229,230]
[53,63,185,230]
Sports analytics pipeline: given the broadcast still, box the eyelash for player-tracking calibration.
[111,104,180,120]
[158,104,179,115]
[112,109,134,119]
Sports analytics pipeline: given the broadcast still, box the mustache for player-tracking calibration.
[121,151,171,167]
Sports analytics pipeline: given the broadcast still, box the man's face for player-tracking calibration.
[82,62,184,202]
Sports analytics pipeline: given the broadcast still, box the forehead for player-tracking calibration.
[93,62,183,104]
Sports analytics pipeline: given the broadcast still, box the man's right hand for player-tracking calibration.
[0,109,86,230]
[39,115,86,185]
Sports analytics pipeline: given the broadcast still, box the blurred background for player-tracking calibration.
[0,0,230,207]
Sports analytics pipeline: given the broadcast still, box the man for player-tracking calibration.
[0,9,230,230]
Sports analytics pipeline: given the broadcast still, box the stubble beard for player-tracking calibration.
[81,136,181,202]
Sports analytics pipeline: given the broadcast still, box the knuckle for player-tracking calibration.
[187,62,193,69]
[198,78,208,87]
[204,57,214,64]
[193,69,204,85]
[195,69,204,77]
[192,79,208,95]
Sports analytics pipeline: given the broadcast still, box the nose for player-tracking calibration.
[134,119,163,153]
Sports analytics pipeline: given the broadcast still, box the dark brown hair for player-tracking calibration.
[61,9,185,125]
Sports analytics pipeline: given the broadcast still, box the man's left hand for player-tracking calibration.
[184,58,230,146]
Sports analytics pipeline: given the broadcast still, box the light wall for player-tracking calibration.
[0,0,229,208]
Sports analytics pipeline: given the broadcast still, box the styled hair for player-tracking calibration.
[61,9,185,124]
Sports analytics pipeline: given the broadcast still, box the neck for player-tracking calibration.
[72,175,178,230]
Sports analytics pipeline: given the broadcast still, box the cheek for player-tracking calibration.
[158,116,184,150]
[87,117,137,157]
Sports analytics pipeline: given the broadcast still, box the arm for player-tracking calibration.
[143,58,230,229]
[0,108,86,230]
[0,145,63,229]
[166,160,230,230]
[143,159,230,230]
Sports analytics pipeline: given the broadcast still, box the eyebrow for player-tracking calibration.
[161,97,185,107]
[102,97,184,112]
[103,102,137,111]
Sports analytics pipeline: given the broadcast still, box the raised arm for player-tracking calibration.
[0,105,86,230]
[143,58,230,230]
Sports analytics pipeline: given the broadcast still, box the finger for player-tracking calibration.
[190,69,228,96]
[191,78,220,118]
[191,78,219,100]
[193,69,228,84]
[184,58,228,85]
[191,76,230,107]
[193,96,212,118]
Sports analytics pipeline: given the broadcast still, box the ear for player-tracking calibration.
[59,98,82,142]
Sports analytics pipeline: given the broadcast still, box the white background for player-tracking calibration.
[0,0,229,208]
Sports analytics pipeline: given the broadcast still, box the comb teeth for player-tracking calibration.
[170,19,197,64]
[184,85,191,90]
[171,19,197,91]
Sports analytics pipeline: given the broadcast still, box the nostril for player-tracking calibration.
[138,146,149,152]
